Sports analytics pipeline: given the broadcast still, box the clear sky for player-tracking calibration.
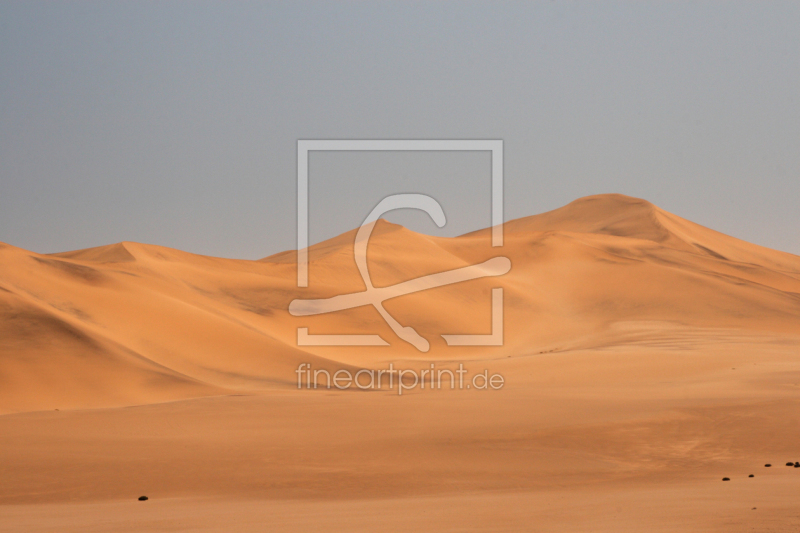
[1,1,798,259]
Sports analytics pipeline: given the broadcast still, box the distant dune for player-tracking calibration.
[2,193,798,412]
[1,194,799,532]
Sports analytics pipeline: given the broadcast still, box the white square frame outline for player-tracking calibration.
[296,139,504,288]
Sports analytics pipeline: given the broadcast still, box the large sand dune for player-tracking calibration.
[1,194,799,531]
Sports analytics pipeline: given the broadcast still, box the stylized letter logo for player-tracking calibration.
[289,193,510,352]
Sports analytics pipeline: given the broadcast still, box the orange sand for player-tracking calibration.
[1,194,799,531]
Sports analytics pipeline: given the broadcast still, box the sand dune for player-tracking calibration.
[1,194,799,531]
[2,193,798,411]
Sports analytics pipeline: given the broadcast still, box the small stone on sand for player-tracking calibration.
[722,477,730,481]
[138,496,148,501]
[749,474,754,477]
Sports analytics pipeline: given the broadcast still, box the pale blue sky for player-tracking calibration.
[1,1,798,258]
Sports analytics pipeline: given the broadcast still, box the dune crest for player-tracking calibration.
[52,242,138,263]
[1,194,799,413]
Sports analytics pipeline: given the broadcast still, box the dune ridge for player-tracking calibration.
[1,193,799,413]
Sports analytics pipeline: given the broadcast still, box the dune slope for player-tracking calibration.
[1,194,799,411]
[2,194,800,532]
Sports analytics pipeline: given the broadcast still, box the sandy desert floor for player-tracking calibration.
[1,194,799,531]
